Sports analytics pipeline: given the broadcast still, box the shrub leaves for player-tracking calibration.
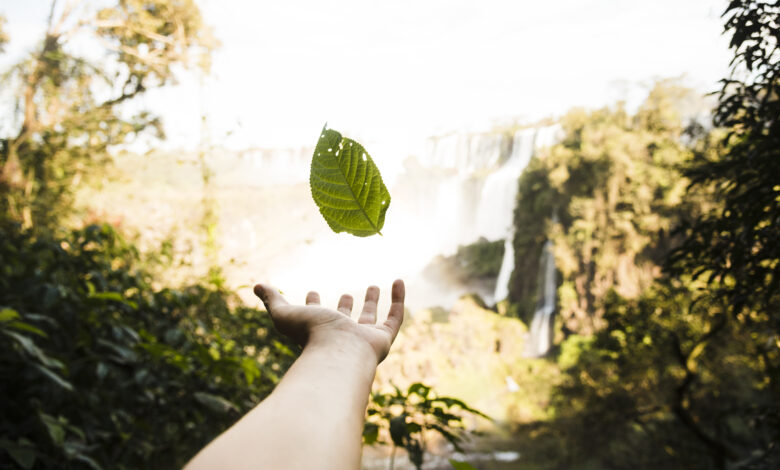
[310,125,391,237]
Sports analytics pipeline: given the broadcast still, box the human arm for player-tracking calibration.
[184,279,405,470]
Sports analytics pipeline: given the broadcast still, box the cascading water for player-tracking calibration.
[524,239,556,357]
[492,125,561,302]
[475,129,536,241]
[486,129,537,302]
[206,124,560,314]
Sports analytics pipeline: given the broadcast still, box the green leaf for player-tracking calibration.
[272,340,295,357]
[71,452,103,470]
[449,459,478,470]
[193,392,239,413]
[429,423,464,450]
[389,415,409,447]
[310,125,391,237]
[241,357,261,385]
[0,439,36,470]
[408,382,431,398]
[362,422,380,445]
[3,331,63,369]
[88,291,138,309]
[0,307,20,322]
[72,453,103,470]
[39,413,66,447]
[7,321,48,338]
[96,339,137,364]
[33,364,74,391]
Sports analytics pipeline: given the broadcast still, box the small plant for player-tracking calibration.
[363,382,488,470]
[309,125,391,237]
[448,460,478,470]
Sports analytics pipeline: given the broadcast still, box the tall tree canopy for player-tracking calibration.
[669,0,780,330]
[0,4,300,470]
[517,2,780,469]
[0,0,216,229]
[508,82,704,335]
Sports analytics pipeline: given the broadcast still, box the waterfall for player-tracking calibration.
[492,125,561,302]
[201,123,561,312]
[487,129,536,301]
[423,132,507,176]
[475,129,536,241]
[416,126,556,301]
[524,239,556,357]
[493,238,515,304]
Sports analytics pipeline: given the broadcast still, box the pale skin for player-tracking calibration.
[185,279,405,470]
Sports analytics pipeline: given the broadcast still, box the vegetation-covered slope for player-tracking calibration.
[0,220,297,469]
[506,2,779,468]
[508,83,709,334]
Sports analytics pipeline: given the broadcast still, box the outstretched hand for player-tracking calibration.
[253,279,405,364]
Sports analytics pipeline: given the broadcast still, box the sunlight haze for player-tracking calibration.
[2,0,731,150]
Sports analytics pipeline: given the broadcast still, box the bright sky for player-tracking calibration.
[2,0,732,150]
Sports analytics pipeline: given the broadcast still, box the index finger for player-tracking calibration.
[383,279,405,340]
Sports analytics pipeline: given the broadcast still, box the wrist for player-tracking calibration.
[305,327,381,373]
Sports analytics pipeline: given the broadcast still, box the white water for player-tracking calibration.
[493,126,561,302]
[213,125,559,315]
[524,238,557,357]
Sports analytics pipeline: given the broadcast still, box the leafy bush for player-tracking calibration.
[364,382,487,470]
[424,238,505,293]
[549,283,778,469]
[509,82,705,332]
[0,220,296,469]
[536,3,780,469]
[450,238,505,281]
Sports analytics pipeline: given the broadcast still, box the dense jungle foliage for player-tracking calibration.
[509,82,708,333]
[507,1,779,468]
[0,2,302,469]
[0,220,297,469]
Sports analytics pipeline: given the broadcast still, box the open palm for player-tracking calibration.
[254,280,405,364]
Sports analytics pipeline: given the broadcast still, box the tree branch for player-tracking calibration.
[670,316,735,467]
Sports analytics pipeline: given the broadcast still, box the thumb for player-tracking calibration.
[253,283,289,313]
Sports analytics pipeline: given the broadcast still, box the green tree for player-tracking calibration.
[664,0,780,465]
[509,82,703,334]
[550,281,775,470]
[0,4,299,469]
[0,0,216,229]
[533,3,780,468]
[0,220,297,469]
[669,0,779,346]
[364,383,486,470]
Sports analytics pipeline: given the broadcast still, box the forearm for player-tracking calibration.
[185,331,377,470]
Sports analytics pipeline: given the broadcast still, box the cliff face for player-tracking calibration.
[509,84,707,336]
